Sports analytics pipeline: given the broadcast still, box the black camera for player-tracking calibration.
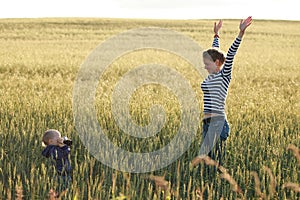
[63,136,72,146]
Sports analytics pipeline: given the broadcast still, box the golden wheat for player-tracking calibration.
[0,18,299,199]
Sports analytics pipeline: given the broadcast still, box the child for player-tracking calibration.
[42,129,72,192]
[192,17,252,167]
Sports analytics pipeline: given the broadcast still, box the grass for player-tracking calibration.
[0,18,299,199]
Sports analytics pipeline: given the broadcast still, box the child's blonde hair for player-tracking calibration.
[42,129,60,145]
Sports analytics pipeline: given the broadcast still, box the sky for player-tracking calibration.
[0,0,299,20]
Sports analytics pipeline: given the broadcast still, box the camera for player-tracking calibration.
[63,136,72,146]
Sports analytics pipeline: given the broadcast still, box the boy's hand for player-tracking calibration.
[57,138,65,147]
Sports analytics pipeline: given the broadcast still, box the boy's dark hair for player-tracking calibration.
[203,48,225,66]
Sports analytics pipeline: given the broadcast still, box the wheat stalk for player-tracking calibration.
[149,174,169,200]
[112,172,117,198]
[287,144,300,166]
[48,189,58,200]
[48,188,67,200]
[264,166,276,199]
[7,188,12,200]
[250,171,266,199]
[195,188,203,200]
[191,155,228,174]
[220,172,244,197]
[16,185,23,200]
[282,183,300,193]
[191,155,218,168]
[195,185,208,200]
[187,176,192,200]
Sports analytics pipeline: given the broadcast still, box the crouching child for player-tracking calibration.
[42,129,72,194]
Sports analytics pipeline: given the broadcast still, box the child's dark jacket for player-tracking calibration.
[42,145,71,176]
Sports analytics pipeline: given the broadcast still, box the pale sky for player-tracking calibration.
[0,0,299,20]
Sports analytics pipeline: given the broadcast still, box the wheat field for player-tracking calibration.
[0,18,299,199]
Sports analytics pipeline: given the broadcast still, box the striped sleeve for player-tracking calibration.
[212,37,219,48]
[221,37,242,77]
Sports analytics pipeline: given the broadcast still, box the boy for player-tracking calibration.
[42,129,72,192]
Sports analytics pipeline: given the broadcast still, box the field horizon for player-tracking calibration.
[0,17,299,22]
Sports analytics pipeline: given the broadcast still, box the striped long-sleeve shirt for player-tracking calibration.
[201,36,242,115]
